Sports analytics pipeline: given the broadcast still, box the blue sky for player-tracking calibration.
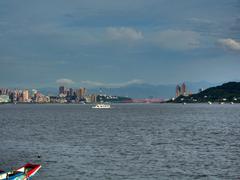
[0,0,240,88]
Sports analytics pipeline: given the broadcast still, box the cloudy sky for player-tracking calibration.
[0,0,240,88]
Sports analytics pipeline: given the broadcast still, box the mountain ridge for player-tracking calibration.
[38,81,218,99]
[172,81,240,103]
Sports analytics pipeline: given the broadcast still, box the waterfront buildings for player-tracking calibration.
[34,92,50,103]
[0,95,10,103]
[0,88,50,103]
[176,83,188,97]
[91,94,97,103]
[76,88,86,98]
[181,83,186,95]
[22,89,29,102]
[56,86,98,103]
[84,94,97,103]
[176,85,181,97]
[59,86,65,95]
[68,88,74,97]
[0,86,130,104]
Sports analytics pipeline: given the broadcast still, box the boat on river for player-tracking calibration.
[92,103,111,109]
[0,163,41,180]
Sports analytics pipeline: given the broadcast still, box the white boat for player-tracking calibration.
[208,101,212,105]
[92,103,111,109]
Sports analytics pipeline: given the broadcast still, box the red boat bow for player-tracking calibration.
[17,163,41,178]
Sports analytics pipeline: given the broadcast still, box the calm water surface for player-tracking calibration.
[0,104,240,180]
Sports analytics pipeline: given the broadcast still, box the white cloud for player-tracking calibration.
[56,78,75,86]
[81,79,143,88]
[106,27,143,41]
[151,30,200,50]
[218,38,240,51]
[34,25,144,46]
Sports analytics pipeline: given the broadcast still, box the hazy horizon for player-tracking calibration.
[0,0,240,88]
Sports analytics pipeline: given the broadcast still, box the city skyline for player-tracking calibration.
[0,0,240,88]
[0,81,216,99]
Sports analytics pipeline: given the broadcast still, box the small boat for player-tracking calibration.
[0,163,41,180]
[208,101,212,105]
[92,103,111,109]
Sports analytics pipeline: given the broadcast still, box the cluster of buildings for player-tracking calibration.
[0,86,98,104]
[0,88,50,103]
[52,86,97,103]
[175,83,188,97]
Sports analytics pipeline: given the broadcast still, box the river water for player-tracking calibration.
[0,104,240,180]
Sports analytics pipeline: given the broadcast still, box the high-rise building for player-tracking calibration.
[59,86,65,95]
[176,85,181,97]
[181,83,186,96]
[35,92,50,103]
[91,94,97,103]
[69,88,73,96]
[80,88,86,97]
[175,83,188,97]
[0,95,10,103]
[0,88,10,95]
[22,89,29,102]
[77,88,86,97]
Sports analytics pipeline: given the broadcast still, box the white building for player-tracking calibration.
[0,95,10,103]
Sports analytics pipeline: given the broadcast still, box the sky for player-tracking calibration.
[0,0,240,88]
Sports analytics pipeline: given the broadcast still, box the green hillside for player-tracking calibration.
[172,82,240,103]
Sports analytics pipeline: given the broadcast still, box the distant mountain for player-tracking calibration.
[172,82,240,103]
[37,87,58,96]
[89,84,175,99]
[38,81,218,99]
[185,81,218,94]
[89,81,217,99]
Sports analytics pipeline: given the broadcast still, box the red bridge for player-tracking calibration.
[123,98,164,103]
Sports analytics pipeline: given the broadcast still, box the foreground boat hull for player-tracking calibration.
[0,164,41,180]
